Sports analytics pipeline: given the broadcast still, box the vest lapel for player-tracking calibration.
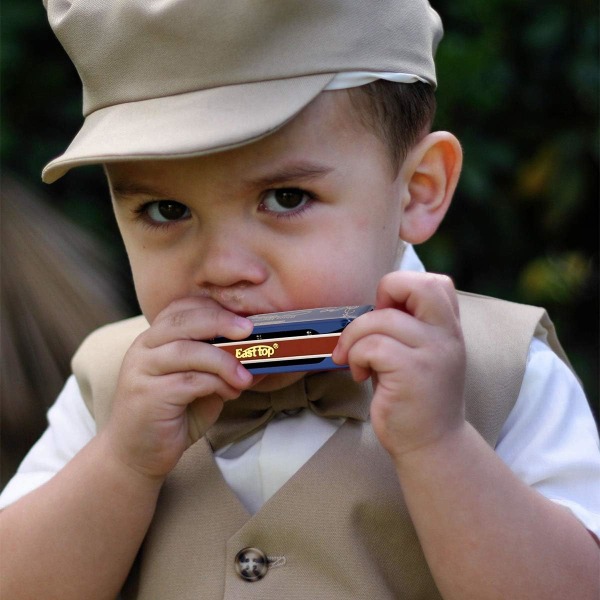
[128,437,249,599]
[224,418,441,599]
[128,419,442,599]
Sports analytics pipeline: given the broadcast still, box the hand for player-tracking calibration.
[332,272,466,461]
[103,297,254,480]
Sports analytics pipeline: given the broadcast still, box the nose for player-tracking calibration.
[193,224,268,290]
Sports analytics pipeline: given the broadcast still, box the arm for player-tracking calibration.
[0,433,162,600]
[334,271,599,600]
[0,297,254,600]
[395,421,599,600]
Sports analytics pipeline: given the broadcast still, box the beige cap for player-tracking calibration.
[42,0,442,183]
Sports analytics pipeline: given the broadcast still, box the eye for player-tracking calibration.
[144,200,190,223]
[260,188,312,214]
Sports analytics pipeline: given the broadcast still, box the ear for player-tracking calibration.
[397,131,462,244]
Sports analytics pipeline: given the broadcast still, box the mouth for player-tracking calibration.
[229,307,277,319]
[197,285,279,319]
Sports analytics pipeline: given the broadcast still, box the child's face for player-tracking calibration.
[107,90,409,386]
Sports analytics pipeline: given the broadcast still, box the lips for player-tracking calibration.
[220,303,280,319]
[213,302,279,320]
[195,285,277,318]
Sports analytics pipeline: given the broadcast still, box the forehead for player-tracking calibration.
[105,90,386,188]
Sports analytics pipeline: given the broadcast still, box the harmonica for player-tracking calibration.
[209,305,374,374]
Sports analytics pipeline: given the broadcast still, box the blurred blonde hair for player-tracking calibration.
[1,175,130,487]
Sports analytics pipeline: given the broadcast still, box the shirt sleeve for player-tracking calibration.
[495,337,600,537]
[0,375,96,509]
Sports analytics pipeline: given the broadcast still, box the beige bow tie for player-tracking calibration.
[197,370,372,451]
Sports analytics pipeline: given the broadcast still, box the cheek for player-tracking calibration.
[278,206,401,307]
[278,237,393,308]
[126,250,185,320]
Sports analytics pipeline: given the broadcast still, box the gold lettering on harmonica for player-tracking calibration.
[235,343,279,359]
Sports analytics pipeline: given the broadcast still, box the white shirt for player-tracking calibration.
[2,246,599,538]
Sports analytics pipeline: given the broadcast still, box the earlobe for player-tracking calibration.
[398,131,462,244]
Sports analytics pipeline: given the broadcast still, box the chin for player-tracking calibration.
[249,371,307,392]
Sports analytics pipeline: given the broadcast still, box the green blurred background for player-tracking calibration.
[1,0,598,426]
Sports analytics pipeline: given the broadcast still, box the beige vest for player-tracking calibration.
[72,292,568,599]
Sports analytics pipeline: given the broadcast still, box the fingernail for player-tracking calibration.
[237,364,252,384]
[331,347,342,364]
[233,316,253,333]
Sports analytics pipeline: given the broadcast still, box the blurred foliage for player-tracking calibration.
[423,0,599,420]
[1,1,598,420]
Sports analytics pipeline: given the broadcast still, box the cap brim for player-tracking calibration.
[42,73,336,183]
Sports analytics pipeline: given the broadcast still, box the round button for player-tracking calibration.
[235,547,268,582]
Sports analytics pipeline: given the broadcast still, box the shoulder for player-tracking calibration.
[456,290,571,371]
[74,314,149,351]
[456,290,547,367]
[455,291,551,446]
[71,315,149,427]
[456,290,546,327]
[71,315,149,371]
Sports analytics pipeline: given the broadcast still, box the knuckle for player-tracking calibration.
[421,273,440,289]
[168,310,189,329]
[352,334,389,363]
[173,339,196,367]
[216,309,235,331]
[380,271,397,287]
[432,273,455,291]
[214,346,234,376]
[177,370,216,395]
[412,347,433,371]
[180,370,200,386]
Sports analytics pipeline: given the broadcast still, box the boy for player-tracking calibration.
[1,1,599,598]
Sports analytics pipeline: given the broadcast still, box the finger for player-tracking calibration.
[345,333,411,383]
[332,308,426,364]
[145,339,253,389]
[376,272,460,329]
[158,371,244,406]
[144,303,253,348]
[188,393,227,439]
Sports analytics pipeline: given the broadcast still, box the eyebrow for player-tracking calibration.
[109,160,334,201]
[242,162,334,189]
[110,182,175,201]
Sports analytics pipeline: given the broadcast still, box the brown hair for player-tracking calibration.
[347,80,437,171]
